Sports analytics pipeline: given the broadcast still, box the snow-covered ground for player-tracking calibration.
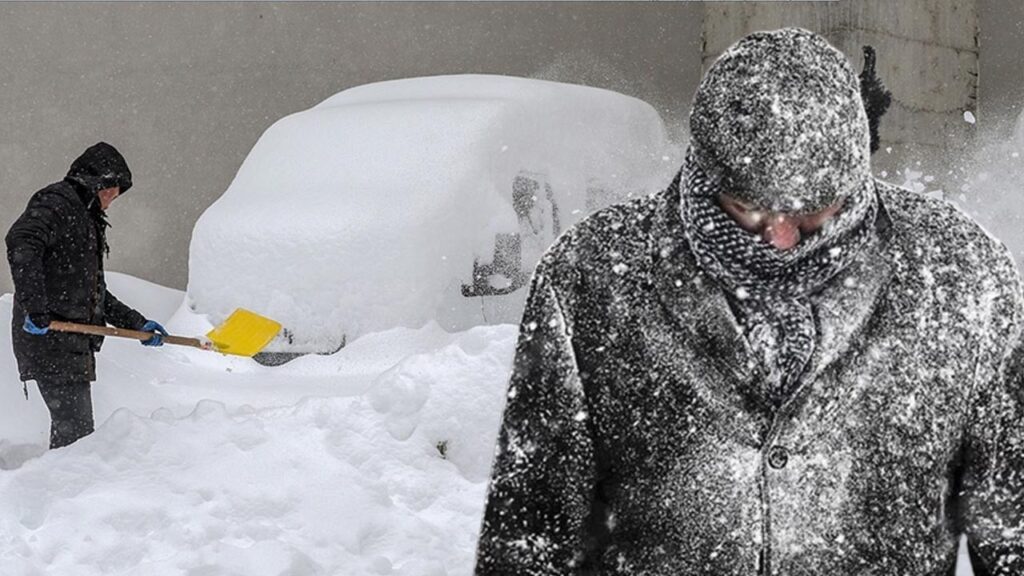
[0,273,518,575]
[0,273,978,575]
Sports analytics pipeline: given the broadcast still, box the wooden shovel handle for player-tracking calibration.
[49,320,210,350]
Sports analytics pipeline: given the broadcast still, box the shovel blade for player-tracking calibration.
[206,308,282,357]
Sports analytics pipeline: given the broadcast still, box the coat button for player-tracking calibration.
[768,446,789,469]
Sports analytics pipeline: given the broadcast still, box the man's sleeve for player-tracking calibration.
[103,289,147,330]
[959,283,1024,575]
[5,193,63,315]
[474,262,596,576]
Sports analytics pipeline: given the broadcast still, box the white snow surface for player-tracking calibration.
[187,75,673,354]
[0,274,519,575]
[0,274,977,575]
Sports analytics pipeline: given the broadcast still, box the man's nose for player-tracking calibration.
[763,214,801,250]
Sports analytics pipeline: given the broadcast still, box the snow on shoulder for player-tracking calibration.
[188,75,672,354]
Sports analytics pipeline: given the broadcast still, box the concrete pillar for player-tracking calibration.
[701,1,980,188]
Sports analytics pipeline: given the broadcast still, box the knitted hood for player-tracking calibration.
[65,142,133,196]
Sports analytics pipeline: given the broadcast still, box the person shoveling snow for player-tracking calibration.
[7,143,177,449]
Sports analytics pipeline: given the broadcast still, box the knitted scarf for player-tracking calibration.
[679,152,879,406]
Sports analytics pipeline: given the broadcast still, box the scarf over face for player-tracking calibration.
[680,152,879,406]
[682,28,880,405]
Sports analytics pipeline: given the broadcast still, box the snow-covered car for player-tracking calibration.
[187,74,673,357]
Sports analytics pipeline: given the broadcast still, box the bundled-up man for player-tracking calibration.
[7,142,168,449]
[475,29,1024,575]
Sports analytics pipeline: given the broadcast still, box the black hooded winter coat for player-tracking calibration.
[6,142,146,382]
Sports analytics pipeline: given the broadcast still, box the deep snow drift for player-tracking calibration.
[0,274,518,575]
[0,272,977,576]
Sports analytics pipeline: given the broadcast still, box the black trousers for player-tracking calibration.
[35,379,94,449]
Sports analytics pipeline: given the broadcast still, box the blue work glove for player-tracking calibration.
[23,314,50,335]
[140,320,168,347]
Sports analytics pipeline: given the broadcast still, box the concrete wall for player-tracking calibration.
[0,2,1021,297]
[978,0,1024,129]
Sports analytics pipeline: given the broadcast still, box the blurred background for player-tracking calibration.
[1,1,1022,294]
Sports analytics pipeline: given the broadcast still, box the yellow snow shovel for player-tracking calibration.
[50,308,282,358]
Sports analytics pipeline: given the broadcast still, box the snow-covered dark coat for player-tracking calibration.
[6,143,145,382]
[475,174,1024,575]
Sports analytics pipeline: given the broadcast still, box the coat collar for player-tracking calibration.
[650,174,895,416]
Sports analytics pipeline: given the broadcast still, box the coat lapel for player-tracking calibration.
[649,178,764,413]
